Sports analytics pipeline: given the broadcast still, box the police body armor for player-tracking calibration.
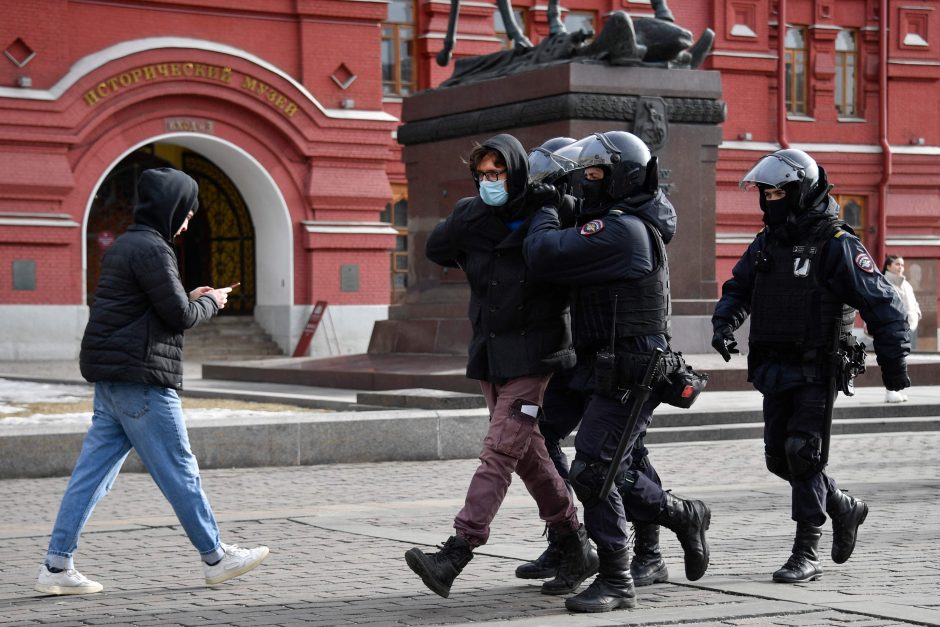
[748,222,856,382]
[573,218,670,350]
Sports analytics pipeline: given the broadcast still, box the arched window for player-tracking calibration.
[785,26,808,114]
[835,30,858,117]
[836,195,866,245]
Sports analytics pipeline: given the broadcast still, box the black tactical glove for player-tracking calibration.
[711,326,739,362]
[881,360,911,391]
[556,196,578,229]
[527,182,561,211]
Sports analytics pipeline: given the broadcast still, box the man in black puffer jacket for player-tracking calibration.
[36,168,269,597]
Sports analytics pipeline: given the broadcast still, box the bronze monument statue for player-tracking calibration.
[436,0,714,88]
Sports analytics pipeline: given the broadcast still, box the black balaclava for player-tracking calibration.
[579,167,612,217]
[759,182,802,228]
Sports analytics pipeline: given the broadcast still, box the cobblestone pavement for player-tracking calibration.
[1,432,938,626]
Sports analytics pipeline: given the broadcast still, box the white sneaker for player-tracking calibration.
[885,390,906,403]
[204,543,269,585]
[35,564,103,595]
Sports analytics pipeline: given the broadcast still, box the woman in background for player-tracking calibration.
[883,255,921,402]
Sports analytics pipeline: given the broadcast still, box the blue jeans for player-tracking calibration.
[46,382,224,569]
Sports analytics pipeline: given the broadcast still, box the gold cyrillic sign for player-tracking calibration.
[83,62,299,118]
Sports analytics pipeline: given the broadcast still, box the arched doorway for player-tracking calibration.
[86,143,257,315]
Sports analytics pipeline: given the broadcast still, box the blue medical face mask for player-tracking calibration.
[479,180,509,206]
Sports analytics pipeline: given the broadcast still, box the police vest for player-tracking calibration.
[749,222,856,354]
[573,216,671,348]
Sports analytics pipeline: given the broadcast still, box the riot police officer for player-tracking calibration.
[404,133,597,600]
[525,131,711,613]
[517,136,674,591]
[711,149,910,583]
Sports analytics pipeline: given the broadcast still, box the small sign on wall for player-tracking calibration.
[12,260,36,290]
[340,264,360,292]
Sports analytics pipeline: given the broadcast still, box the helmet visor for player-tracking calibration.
[527,147,581,185]
[739,153,807,191]
[576,132,623,169]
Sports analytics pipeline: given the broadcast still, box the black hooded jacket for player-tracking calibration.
[80,168,218,388]
[426,134,576,382]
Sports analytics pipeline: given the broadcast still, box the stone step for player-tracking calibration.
[638,416,940,445]
[205,352,940,393]
[184,316,284,361]
[7,403,937,479]
[357,388,487,410]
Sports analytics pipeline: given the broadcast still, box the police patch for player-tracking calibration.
[580,219,604,236]
[854,252,875,273]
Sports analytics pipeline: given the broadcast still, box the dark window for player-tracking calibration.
[380,192,409,298]
[785,26,808,114]
[382,0,416,97]
[836,195,866,245]
[494,8,527,48]
[835,29,858,117]
[563,9,595,38]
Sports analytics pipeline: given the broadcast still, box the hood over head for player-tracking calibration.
[480,134,528,204]
[133,168,199,241]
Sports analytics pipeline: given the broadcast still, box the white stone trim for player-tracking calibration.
[889,58,940,66]
[886,236,940,247]
[419,33,505,42]
[708,50,777,59]
[302,221,400,236]
[0,214,79,227]
[720,141,940,155]
[716,233,759,245]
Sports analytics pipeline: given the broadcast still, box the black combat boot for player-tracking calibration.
[565,547,637,613]
[541,524,599,595]
[826,488,869,564]
[404,536,473,598]
[631,522,669,586]
[515,527,562,579]
[654,492,711,581]
[772,523,823,583]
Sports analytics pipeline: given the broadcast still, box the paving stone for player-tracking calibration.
[0,432,937,625]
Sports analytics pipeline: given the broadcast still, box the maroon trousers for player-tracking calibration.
[453,374,580,546]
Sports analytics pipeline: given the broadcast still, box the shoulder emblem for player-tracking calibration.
[834,229,847,238]
[854,252,875,273]
[580,219,605,236]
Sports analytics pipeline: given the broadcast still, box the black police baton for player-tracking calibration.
[597,347,664,503]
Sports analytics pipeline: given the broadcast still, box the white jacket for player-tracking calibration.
[885,271,922,331]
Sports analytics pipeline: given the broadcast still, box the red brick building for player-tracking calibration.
[1,0,937,359]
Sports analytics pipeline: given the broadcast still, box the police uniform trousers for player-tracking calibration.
[454,373,579,547]
[763,383,839,527]
[575,393,666,552]
[541,373,662,495]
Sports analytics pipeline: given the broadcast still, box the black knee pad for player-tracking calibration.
[765,451,791,481]
[784,432,823,481]
[569,458,607,509]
